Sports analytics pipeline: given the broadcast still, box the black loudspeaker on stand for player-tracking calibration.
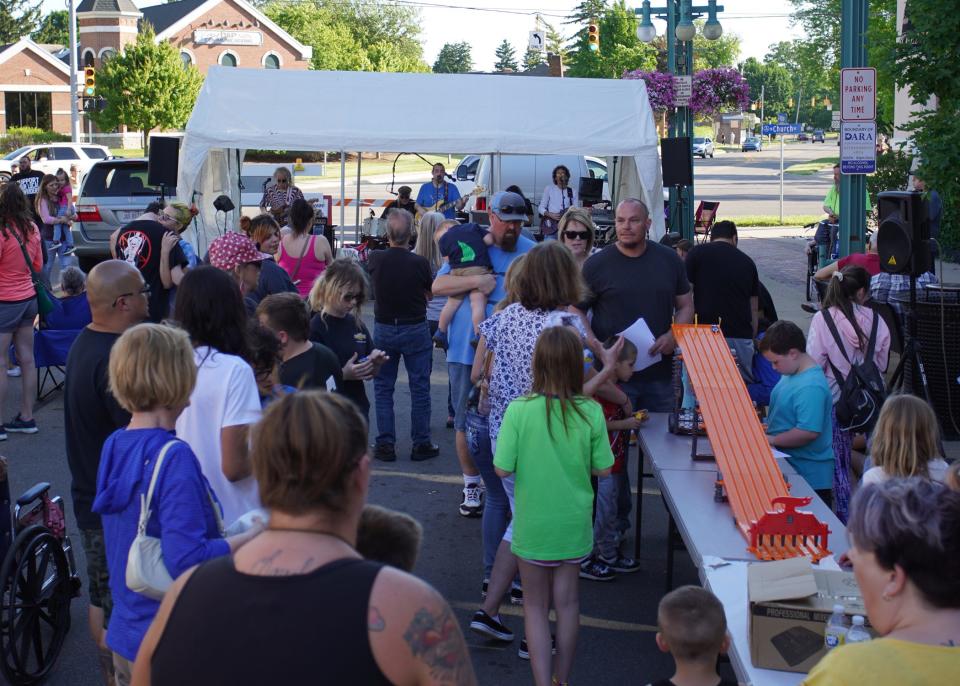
[877,190,932,400]
[148,136,181,202]
[661,137,692,233]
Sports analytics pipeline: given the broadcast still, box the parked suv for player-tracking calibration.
[0,143,110,182]
[812,129,825,143]
[692,137,715,158]
[72,158,163,270]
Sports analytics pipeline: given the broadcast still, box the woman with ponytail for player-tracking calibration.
[807,265,890,521]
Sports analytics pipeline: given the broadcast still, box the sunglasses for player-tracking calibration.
[112,285,151,307]
[342,292,362,302]
[276,178,290,184]
[563,230,591,241]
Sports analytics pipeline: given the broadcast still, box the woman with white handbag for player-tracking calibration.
[93,324,262,685]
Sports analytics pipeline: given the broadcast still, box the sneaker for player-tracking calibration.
[0,428,6,441]
[469,610,514,642]
[801,303,819,314]
[410,442,440,461]
[579,557,616,582]
[446,415,455,429]
[459,485,483,517]
[600,553,641,574]
[5,366,20,378]
[373,443,397,462]
[63,245,76,256]
[4,414,37,434]
[518,635,557,660]
[432,329,449,351]
[509,582,523,605]
[481,578,489,600]
[49,241,61,250]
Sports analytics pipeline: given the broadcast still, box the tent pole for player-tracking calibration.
[340,149,346,236]
[356,153,362,234]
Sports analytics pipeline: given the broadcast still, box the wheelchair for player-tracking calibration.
[0,458,81,685]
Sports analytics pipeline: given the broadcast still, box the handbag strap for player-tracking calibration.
[290,235,312,282]
[138,440,178,535]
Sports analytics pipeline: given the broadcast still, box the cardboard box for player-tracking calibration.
[748,557,873,673]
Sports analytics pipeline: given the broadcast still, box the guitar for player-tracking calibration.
[416,185,485,223]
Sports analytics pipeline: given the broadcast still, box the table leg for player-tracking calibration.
[666,510,677,592]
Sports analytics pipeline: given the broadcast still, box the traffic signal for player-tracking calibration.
[83,67,95,97]
[588,22,599,51]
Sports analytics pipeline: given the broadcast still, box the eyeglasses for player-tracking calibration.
[563,230,591,241]
[112,285,150,307]
[276,178,290,185]
[158,213,177,225]
[342,292,362,302]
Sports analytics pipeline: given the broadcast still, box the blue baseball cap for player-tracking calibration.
[490,191,528,222]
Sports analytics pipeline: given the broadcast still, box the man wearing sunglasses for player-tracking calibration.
[64,260,147,684]
[432,191,535,518]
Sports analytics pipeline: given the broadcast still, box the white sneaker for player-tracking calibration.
[459,485,483,518]
[6,366,20,378]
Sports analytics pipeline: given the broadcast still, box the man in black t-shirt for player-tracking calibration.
[10,155,45,225]
[367,209,438,463]
[111,211,188,323]
[256,293,343,392]
[685,220,759,380]
[64,260,147,681]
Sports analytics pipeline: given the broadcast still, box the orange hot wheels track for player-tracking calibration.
[673,324,831,562]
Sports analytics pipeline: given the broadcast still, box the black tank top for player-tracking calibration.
[150,554,392,685]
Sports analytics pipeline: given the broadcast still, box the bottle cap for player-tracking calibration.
[852,615,865,625]
[833,604,844,613]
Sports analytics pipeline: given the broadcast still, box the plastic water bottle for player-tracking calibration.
[824,604,848,650]
[845,615,872,644]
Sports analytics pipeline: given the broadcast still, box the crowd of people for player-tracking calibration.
[0,154,957,686]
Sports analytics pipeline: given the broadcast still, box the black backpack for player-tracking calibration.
[822,308,887,433]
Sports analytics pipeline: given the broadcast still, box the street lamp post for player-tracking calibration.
[636,0,724,241]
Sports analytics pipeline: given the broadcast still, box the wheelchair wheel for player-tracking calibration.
[0,526,73,685]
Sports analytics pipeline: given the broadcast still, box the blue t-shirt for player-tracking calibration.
[439,224,492,270]
[437,234,536,366]
[416,181,461,219]
[766,366,835,490]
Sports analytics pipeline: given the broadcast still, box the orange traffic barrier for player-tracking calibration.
[673,324,831,562]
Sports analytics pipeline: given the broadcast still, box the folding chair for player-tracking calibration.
[693,201,719,243]
[33,294,90,401]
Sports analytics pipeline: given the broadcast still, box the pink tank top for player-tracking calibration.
[278,235,327,297]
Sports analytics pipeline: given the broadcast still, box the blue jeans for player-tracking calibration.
[593,474,620,560]
[40,239,77,290]
[373,321,433,447]
[615,376,675,535]
[466,409,509,577]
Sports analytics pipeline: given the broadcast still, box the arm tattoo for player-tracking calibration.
[403,605,474,685]
[368,606,385,632]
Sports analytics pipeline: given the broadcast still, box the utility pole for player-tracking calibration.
[69,0,80,142]
[839,0,868,257]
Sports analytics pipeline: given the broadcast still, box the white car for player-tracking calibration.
[0,143,111,182]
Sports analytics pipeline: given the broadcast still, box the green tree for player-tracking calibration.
[740,57,793,119]
[90,25,202,154]
[566,0,608,25]
[31,9,70,45]
[692,20,740,70]
[523,48,545,71]
[494,39,518,72]
[544,20,566,60]
[567,0,656,79]
[896,0,960,248]
[432,42,472,74]
[262,0,428,73]
[0,0,39,44]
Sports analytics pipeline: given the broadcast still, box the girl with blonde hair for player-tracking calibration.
[862,395,949,485]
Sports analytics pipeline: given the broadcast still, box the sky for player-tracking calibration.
[42,0,806,72]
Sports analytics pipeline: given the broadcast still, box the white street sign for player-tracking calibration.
[528,31,545,52]
[674,75,692,107]
[840,121,877,174]
[840,68,876,121]
[831,110,841,130]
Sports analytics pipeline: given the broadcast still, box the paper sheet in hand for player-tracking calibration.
[618,318,661,371]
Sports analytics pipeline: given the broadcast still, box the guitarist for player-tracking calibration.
[538,164,579,240]
[416,163,466,220]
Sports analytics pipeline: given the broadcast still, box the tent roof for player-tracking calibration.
[179,67,660,194]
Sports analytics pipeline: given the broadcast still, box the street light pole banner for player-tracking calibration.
[840,121,876,174]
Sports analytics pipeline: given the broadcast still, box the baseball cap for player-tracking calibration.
[398,185,412,197]
[490,191,528,222]
[208,232,270,271]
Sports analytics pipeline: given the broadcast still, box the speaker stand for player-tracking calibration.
[889,275,932,402]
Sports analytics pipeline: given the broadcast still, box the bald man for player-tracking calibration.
[64,260,147,684]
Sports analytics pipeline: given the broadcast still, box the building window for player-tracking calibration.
[4,92,52,131]
[180,51,193,68]
[219,52,237,67]
[100,48,116,62]
[263,53,280,69]
[82,50,95,68]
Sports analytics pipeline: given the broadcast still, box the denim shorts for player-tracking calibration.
[448,361,473,432]
[80,528,113,623]
[520,555,589,568]
[0,297,37,333]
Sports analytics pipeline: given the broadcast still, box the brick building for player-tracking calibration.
[0,0,312,135]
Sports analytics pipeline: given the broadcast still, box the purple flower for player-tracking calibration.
[624,67,750,118]
[623,69,675,111]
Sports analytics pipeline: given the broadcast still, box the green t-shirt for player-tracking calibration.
[823,185,872,216]
[494,395,614,560]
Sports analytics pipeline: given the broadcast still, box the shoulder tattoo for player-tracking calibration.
[402,605,473,685]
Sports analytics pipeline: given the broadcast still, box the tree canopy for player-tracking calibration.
[261,0,429,73]
[31,9,69,46]
[567,0,656,79]
[0,0,39,44]
[433,42,472,74]
[740,57,793,119]
[494,39,518,72]
[90,25,203,154]
[692,20,740,71]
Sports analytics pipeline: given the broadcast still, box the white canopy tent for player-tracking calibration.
[177,67,664,252]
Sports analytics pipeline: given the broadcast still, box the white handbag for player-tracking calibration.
[125,440,178,600]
